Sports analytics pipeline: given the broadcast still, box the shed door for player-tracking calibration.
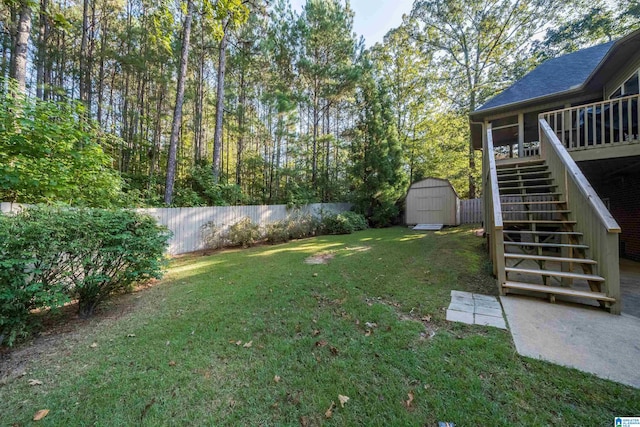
[414,189,445,224]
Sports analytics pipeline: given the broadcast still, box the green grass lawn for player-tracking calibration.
[1,226,639,426]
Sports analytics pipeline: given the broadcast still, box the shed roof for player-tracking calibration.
[475,41,615,113]
[409,177,460,198]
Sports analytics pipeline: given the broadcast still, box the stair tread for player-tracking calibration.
[497,162,546,171]
[503,281,615,302]
[498,178,554,184]
[502,201,566,205]
[502,210,570,214]
[499,172,551,179]
[499,185,559,190]
[504,241,588,249]
[503,220,577,224]
[503,230,582,235]
[505,267,604,282]
[504,253,597,264]
[501,192,563,198]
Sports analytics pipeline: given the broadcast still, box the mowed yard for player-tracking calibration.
[1,226,639,426]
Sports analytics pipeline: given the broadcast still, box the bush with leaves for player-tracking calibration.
[320,211,368,235]
[0,81,124,206]
[0,207,170,345]
[0,211,71,346]
[228,217,262,248]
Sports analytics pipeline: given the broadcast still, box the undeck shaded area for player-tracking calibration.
[621,258,640,318]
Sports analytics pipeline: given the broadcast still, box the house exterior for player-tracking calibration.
[470,29,640,314]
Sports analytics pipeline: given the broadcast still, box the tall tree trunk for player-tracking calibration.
[80,0,90,107]
[212,17,230,184]
[235,66,246,186]
[164,0,194,205]
[10,1,31,94]
[36,0,48,99]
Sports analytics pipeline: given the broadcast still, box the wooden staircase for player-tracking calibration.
[495,159,616,308]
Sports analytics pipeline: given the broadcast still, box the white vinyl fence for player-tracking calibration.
[1,202,351,255]
[138,203,351,255]
[460,198,483,224]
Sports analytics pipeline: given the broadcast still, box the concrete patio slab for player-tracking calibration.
[447,291,507,330]
[475,313,507,329]
[501,295,640,389]
[446,309,474,325]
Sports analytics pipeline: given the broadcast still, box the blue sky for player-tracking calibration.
[287,0,415,48]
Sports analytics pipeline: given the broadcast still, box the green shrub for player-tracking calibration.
[320,211,368,235]
[0,212,71,346]
[264,221,290,244]
[367,200,399,228]
[201,222,231,249]
[286,213,320,239]
[0,207,170,345]
[228,217,262,248]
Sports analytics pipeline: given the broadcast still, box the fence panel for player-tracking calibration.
[138,203,352,255]
[460,198,483,224]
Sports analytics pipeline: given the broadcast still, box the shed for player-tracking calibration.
[405,178,460,226]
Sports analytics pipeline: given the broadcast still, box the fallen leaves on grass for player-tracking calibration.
[338,394,350,408]
[404,391,414,410]
[324,401,335,418]
[329,346,339,356]
[315,340,328,347]
[28,379,43,386]
[243,341,253,348]
[33,409,49,421]
[140,398,156,421]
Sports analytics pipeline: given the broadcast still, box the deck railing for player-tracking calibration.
[483,124,507,292]
[540,94,640,150]
[539,118,621,313]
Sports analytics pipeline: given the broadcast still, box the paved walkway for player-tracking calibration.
[501,295,640,389]
[446,290,506,329]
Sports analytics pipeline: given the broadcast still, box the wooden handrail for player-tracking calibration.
[539,119,621,233]
[541,93,640,116]
[486,126,503,230]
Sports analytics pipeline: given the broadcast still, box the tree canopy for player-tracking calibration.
[0,0,637,212]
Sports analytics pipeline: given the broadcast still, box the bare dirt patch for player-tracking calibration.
[305,252,335,264]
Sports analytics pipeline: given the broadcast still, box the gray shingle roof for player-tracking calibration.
[475,41,615,112]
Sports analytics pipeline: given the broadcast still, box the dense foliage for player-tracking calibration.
[0,207,170,346]
[1,0,638,207]
[0,83,123,206]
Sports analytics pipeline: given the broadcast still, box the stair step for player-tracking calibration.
[505,267,604,282]
[503,230,582,236]
[502,201,566,206]
[498,171,551,179]
[499,185,558,191]
[502,210,570,214]
[503,281,615,302]
[498,178,554,185]
[501,192,563,198]
[504,253,597,264]
[503,220,576,225]
[497,161,546,170]
[504,241,588,249]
